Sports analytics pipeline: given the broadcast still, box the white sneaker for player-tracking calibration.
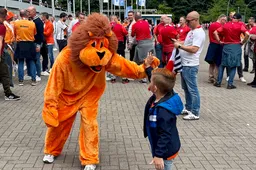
[24,75,31,81]
[226,77,229,82]
[106,76,111,81]
[183,113,199,120]
[84,164,96,170]
[43,154,54,164]
[181,109,192,115]
[240,77,246,83]
[41,71,50,76]
[36,76,41,82]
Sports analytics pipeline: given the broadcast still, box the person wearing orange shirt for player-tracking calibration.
[14,10,37,86]
[41,12,54,75]
[3,11,15,87]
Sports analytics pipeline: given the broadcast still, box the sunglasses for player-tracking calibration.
[186,18,197,22]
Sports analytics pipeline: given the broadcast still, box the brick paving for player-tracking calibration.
[1,34,256,170]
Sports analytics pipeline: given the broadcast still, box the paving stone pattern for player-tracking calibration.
[0,33,256,170]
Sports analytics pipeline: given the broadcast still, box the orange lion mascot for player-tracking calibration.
[42,13,159,170]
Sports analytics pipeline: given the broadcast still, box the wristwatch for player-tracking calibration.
[178,44,182,49]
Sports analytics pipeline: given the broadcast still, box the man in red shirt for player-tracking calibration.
[72,13,86,32]
[110,15,129,83]
[132,12,154,83]
[177,16,190,42]
[0,8,20,100]
[204,14,227,83]
[214,13,249,89]
[160,17,178,65]
[132,12,153,63]
[153,15,167,68]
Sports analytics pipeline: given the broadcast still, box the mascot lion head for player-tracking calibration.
[68,13,118,73]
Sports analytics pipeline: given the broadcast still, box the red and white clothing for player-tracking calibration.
[160,24,178,63]
[177,25,190,41]
[131,19,151,41]
[180,26,206,66]
[153,23,165,44]
[208,22,223,44]
[110,22,128,42]
[217,22,248,44]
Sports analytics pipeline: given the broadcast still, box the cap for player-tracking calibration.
[6,11,14,21]
[233,13,242,20]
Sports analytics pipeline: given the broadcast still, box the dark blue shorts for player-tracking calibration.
[204,42,223,66]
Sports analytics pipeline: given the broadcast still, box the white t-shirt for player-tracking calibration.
[180,27,205,66]
[56,20,68,40]
[68,19,78,36]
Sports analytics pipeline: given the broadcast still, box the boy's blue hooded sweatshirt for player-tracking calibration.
[143,91,183,159]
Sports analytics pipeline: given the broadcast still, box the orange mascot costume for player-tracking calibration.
[42,13,159,170]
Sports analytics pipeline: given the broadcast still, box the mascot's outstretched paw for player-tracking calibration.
[84,164,96,170]
[43,154,55,164]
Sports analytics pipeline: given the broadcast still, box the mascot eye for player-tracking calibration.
[100,42,104,48]
[92,41,96,47]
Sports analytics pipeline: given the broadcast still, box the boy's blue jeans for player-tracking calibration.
[164,159,174,170]
[181,66,200,116]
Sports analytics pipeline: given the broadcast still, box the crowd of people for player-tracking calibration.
[1,5,256,169]
[0,7,87,101]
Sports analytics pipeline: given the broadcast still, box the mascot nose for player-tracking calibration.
[97,51,105,60]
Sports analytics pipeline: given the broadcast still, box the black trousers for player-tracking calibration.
[244,53,256,70]
[0,54,12,95]
[129,44,136,61]
[57,39,67,52]
[117,41,125,58]
[41,41,48,72]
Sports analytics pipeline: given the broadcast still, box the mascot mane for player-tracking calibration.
[68,13,118,67]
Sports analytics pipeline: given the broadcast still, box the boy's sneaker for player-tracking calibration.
[43,154,55,164]
[31,80,37,86]
[19,81,24,86]
[183,113,199,120]
[84,164,96,170]
[36,76,41,82]
[140,78,147,83]
[5,93,21,101]
[111,78,116,83]
[41,71,50,76]
[181,109,192,115]
[122,78,129,84]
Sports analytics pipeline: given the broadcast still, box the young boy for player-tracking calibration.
[143,64,183,170]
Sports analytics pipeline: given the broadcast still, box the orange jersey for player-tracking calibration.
[44,20,54,44]
[14,19,36,42]
[4,21,15,44]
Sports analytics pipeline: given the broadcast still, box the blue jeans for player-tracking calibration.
[18,58,36,81]
[155,44,164,68]
[164,159,173,170]
[217,65,236,86]
[35,51,41,77]
[181,66,200,116]
[47,44,54,68]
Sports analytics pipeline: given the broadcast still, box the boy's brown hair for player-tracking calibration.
[0,8,7,19]
[152,68,176,94]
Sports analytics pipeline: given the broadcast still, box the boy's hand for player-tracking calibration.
[144,52,154,68]
[150,157,164,170]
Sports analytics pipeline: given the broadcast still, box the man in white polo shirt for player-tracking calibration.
[174,11,205,120]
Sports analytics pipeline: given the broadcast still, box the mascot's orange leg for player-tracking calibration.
[78,86,104,165]
[79,106,99,165]
[44,113,77,156]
